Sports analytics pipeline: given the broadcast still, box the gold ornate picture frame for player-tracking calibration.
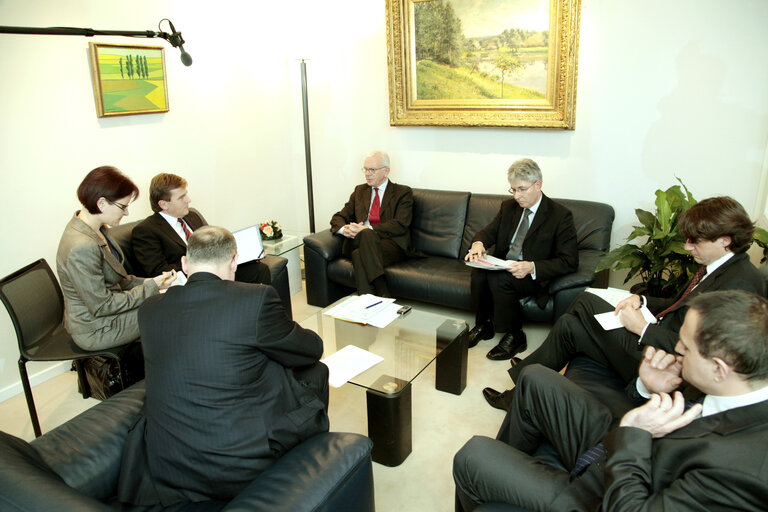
[386,0,581,128]
[88,42,169,117]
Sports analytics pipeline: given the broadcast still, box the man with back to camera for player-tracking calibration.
[132,172,271,285]
[465,158,578,361]
[454,289,768,511]
[330,150,413,297]
[482,195,766,411]
[118,226,329,505]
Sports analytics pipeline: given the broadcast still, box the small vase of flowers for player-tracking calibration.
[259,220,283,240]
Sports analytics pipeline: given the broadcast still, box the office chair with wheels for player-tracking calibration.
[0,258,131,437]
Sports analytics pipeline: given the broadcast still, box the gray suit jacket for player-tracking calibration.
[56,213,158,350]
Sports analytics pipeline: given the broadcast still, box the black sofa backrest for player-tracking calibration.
[411,189,470,259]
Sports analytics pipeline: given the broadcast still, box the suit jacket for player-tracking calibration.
[644,252,765,351]
[56,214,157,348]
[118,273,329,505]
[132,210,206,277]
[330,181,413,252]
[471,194,579,302]
[596,399,768,511]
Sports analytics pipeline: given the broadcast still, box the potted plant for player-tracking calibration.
[596,179,699,298]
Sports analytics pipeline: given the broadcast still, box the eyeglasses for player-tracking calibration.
[508,184,536,195]
[362,166,387,174]
[107,199,130,212]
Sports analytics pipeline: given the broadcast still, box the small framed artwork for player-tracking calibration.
[386,0,581,129]
[88,42,169,117]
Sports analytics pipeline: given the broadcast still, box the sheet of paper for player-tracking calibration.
[323,294,396,324]
[321,344,384,388]
[170,271,187,286]
[594,307,657,331]
[465,254,511,271]
[585,287,634,308]
[232,225,265,263]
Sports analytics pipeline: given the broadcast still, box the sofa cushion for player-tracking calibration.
[387,256,473,310]
[557,199,614,252]
[0,431,110,512]
[461,193,506,255]
[411,189,470,259]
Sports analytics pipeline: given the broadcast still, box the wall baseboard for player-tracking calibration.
[0,361,71,403]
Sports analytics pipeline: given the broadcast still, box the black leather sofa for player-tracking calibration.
[0,382,375,512]
[304,189,614,322]
[108,210,293,318]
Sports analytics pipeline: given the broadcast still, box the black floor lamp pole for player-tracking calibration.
[300,60,315,234]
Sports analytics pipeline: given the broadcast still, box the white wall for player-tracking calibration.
[1,0,767,398]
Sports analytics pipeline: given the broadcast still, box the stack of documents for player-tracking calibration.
[465,254,511,270]
[323,294,399,328]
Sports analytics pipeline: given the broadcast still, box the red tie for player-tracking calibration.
[369,188,381,225]
[177,218,192,240]
[655,266,707,320]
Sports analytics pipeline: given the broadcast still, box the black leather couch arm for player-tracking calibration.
[304,231,348,307]
[304,230,343,262]
[223,432,374,512]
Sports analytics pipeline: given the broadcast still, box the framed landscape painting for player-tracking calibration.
[386,0,581,128]
[88,42,169,117]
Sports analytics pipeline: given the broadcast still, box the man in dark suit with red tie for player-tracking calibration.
[483,196,766,410]
[330,150,413,297]
[454,290,768,511]
[132,173,271,284]
[465,159,579,361]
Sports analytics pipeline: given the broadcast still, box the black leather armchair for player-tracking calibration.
[0,382,375,512]
[304,189,614,322]
[108,210,293,319]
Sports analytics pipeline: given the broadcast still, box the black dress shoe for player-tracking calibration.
[482,387,513,411]
[467,321,494,348]
[486,331,527,360]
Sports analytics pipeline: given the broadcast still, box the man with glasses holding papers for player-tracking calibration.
[465,159,578,363]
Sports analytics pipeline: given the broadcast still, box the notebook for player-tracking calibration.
[232,225,266,263]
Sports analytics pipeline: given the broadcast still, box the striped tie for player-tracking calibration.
[177,218,192,240]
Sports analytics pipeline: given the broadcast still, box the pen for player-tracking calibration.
[365,300,383,309]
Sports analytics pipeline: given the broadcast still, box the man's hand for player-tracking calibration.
[615,294,642,312]
[619,391,702,438]
[465,242,485,262]
[638,346,683,394]
[342,222,366,239]
[617,307,648,335]
[506,260,534,279]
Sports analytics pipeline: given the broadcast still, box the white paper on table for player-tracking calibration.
[585,287,635,308]
[321,345,384,388]
[594,307,657,331]
[465,254,511,271]
[323,294,396,324]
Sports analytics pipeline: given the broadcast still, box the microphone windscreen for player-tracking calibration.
[180,49,193,66]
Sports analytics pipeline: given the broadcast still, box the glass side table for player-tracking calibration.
[262,231,307,295]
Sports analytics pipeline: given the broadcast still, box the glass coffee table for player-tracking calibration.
[300,300,469,466]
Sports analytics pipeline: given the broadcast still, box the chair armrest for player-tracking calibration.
[303,230,343,262]
[223,432,374,512]
[30,382,146,501]
[548,250,603,295]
